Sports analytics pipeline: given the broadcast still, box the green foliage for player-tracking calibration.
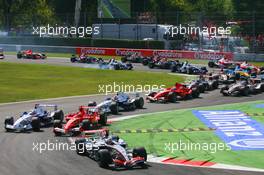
[1,0,55,30]
[0,37,164,49]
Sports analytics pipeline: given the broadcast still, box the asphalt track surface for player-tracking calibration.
[1,55,211,73]
[1,55,264,175]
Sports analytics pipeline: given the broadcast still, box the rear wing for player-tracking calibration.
[35,104,58,111]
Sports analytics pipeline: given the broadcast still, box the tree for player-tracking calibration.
[0,0,55,30]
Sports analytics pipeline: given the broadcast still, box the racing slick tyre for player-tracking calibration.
[4,116,14,132]
[70,57,77,63]
[53,110,64,123]
[148,62,155,69]
[53,120,63,136]
[75,138,87,155]
[130,102,136,111]
[132,147,147,162]
[212,81,219,90]
[110,102,119,114]
[187,68,193,74]
[31,117,41,132]
[127,63,133,70]
[17,52,22,59]
[220,86,229,96]
[208,61,215,68]
[114,64,120,70]
[192,90,200,98]
[142,59,149,66]
[97,149,112,168]
[81,120,91,130]
[88,101,97,107]
[242,87,249,96]
[135,97,144,109]
[121,57,127,63]
[168,92,177,103]
[99,113,107,126]
[261,84,264,92]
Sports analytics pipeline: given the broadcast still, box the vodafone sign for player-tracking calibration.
[76,47,233,60]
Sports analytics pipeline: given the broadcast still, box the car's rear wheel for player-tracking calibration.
[192,90,200,98]
[242,87,249,96]
[31,117,41,132]
[135,97,144,109]
[208,61,215,68]
[53,110,64,123]
[88,101,97,107]
[110,102,119,114]
[168,92,177,103]
[17,52,22,59]
[81,120,91,130]
[148,62,155,69]
[97,149,112,168]
[99,113,107,126]
[4,116,14,132]
[142,59,149,66]
[133,147,147,161]
[187,68,193,74]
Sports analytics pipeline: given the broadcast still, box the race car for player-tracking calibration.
[208,57,235,69]
[0,48,4,59]
[75,130,147,169]
[53,106,108,136]
[248,78,264,94]
[17,50,47,59]
[121,53,145,63]
[171,61,208,75]
[187,77,219,93]
[100,59,133,70]
[220,81,250,96]
[146,83,200,103]
[4,104,64,132]
[70,54,104,63]
[148,58,177,69]
[90,92,144,115]
[141,57,153,66]
[239,61,262,75]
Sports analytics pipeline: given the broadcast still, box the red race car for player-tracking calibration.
[53,106,107,136]
[17,50,47,59]
[146,83,200,103]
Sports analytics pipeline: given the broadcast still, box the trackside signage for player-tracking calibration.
[76,47,233,60]
[193,110,264,150]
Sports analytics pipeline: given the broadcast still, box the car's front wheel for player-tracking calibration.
[97,149,112,168]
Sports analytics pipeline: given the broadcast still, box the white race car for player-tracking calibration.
[4,104,64,132]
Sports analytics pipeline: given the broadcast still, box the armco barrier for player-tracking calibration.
[76,47,234,60]
[234,53,264,62]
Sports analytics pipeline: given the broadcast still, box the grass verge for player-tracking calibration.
[110,100,264,169]
[0,62,184,103]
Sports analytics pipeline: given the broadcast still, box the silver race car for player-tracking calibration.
[4,104,64,132]
[75,130,147,169]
